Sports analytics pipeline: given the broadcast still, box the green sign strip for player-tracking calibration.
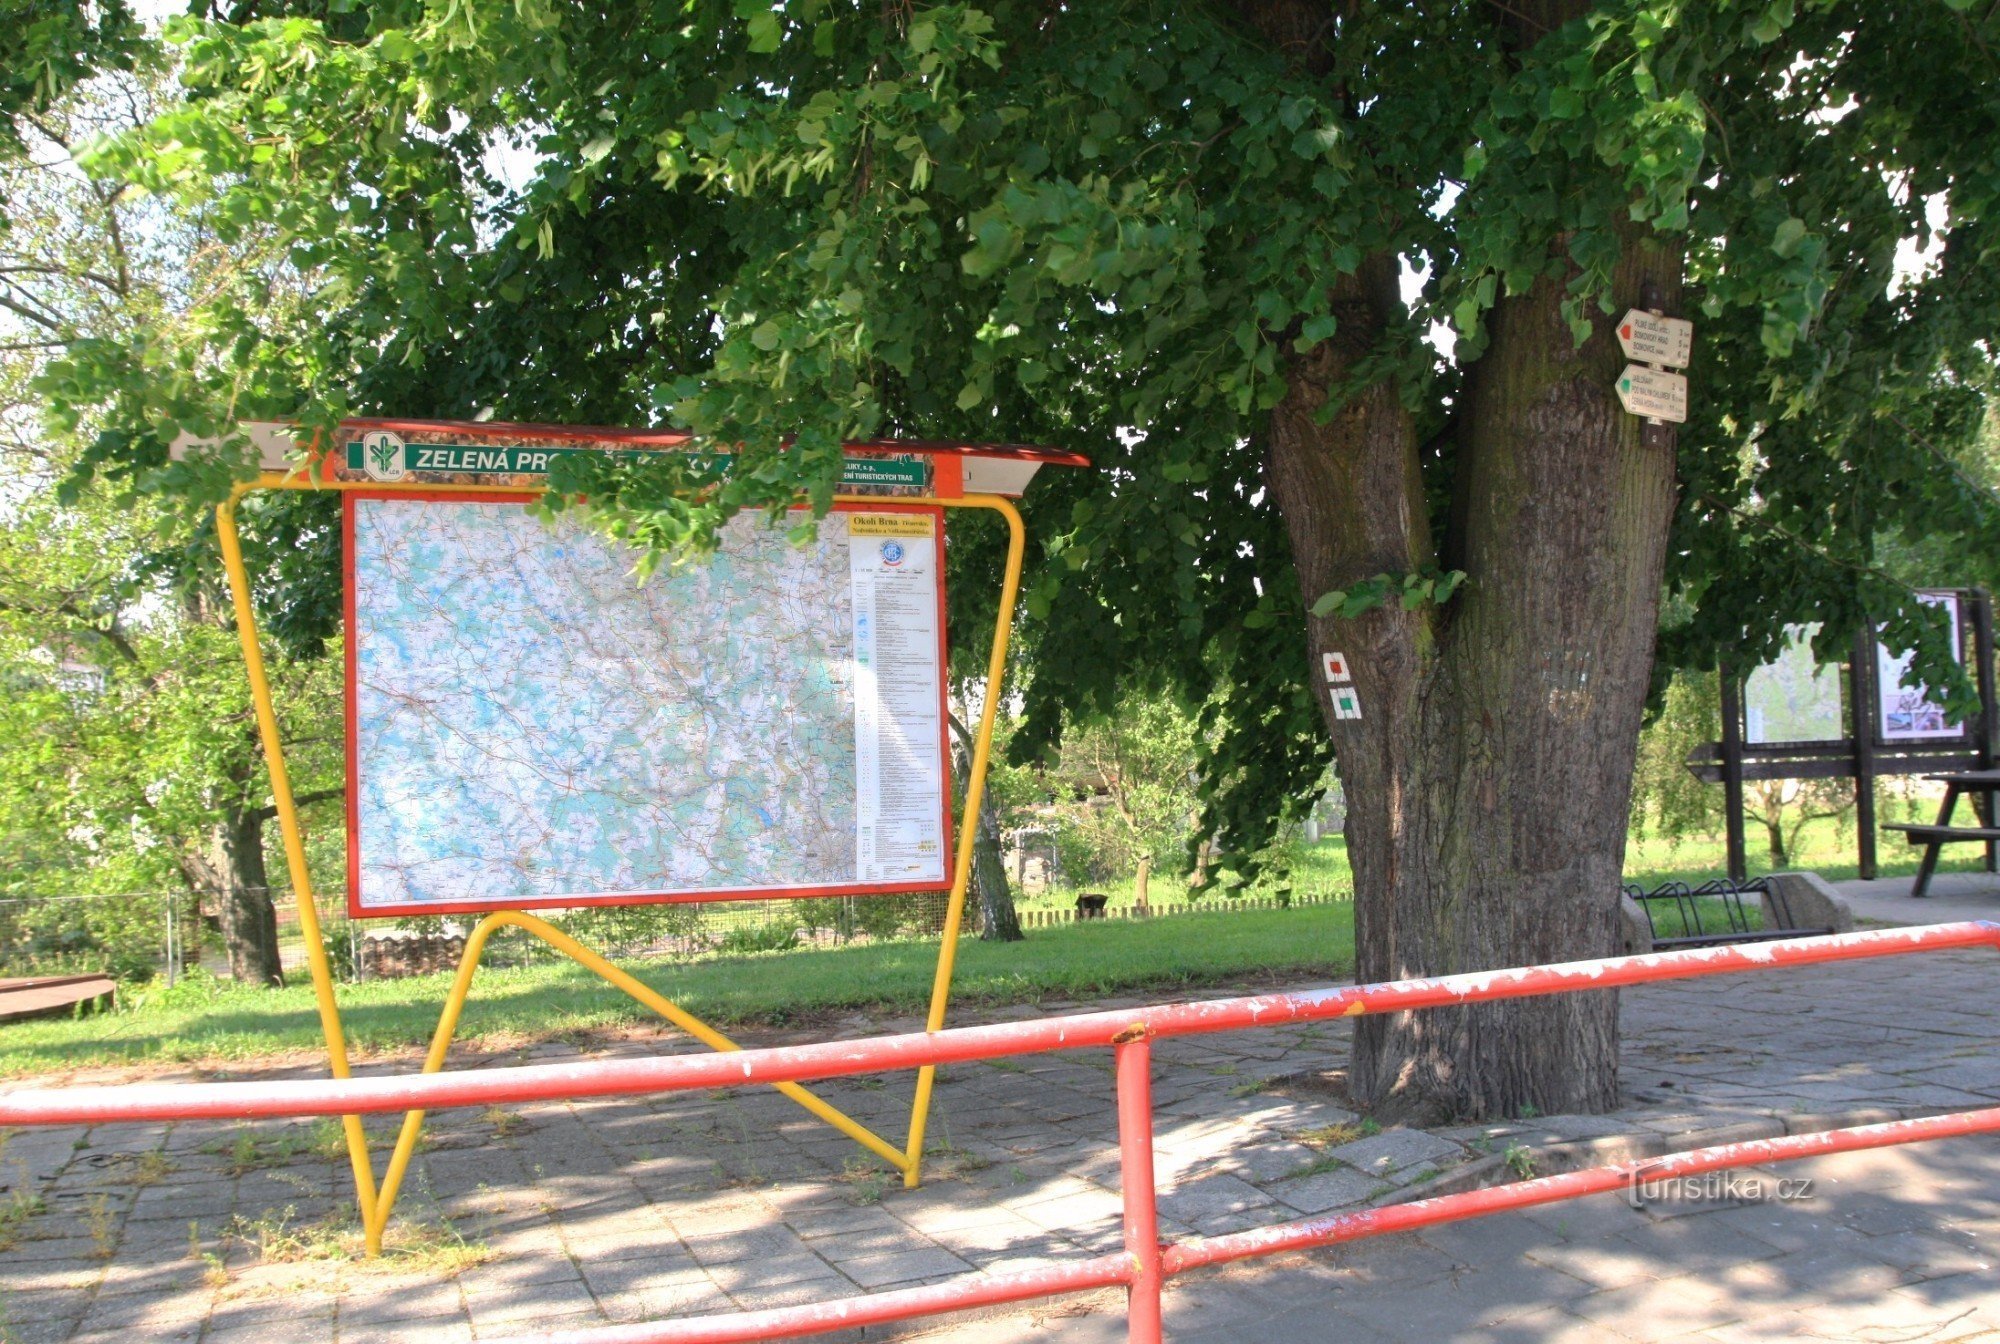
[343,441,929,489]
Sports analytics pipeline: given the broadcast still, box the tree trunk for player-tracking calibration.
[948,710,1024,941]
[1267,252,1680,1118]
[180,793,285,986]
[971,787,1023,941]
[1764,813,1788,868]
[1260,230,1680,1124]
[1240,0,1682,1124]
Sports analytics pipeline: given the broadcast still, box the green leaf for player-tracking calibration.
[1309,590,1345,618]
[1296,316,1344,346]
[1771,217,1807,258]
[373,30,416,62]
[1453,298,1482,338]
[746,12,782,52]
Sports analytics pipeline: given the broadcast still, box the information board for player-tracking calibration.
[1877,592,1965,742]
[1744,623,1845,744]
[345,496,951,916]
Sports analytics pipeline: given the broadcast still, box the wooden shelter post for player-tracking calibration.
[1719,663,1748,883]
[1852,627,1879,881]
[1971,590,1997,872]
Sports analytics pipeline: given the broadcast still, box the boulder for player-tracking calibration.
[1760,871,1854,934]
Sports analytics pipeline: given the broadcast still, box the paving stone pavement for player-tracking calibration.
[2,947,1998,1342]
[914,1140,2000,1343]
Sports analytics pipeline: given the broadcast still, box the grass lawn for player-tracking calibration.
[1622,827,1993,888]
[1014,844,1354,913]
[0,902,1355,1076]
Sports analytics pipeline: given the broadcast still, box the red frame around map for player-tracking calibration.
[342,493,955,919]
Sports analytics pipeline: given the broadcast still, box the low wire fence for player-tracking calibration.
[1015,890,1350,929]
[0,890,188,985]
[0,888,954,985]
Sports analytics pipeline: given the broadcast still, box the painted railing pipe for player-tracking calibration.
[1159,1105,2000,1275]
[488,1251,1134,1344]
[1115,1033,1165,1343]
[3,924,1996,1344]
[3,923,1994,1128]
[476,1106,2000,1344]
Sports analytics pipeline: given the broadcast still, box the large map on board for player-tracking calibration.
[346,497,950,916]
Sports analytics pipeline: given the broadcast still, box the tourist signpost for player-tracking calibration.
[1616,309,1695,367]
[174,419,1088,1251]
[1614,307,1693,426]
[1614,365,1689,422]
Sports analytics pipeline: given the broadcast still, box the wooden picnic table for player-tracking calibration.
[1884,769,2000,897]
[0,974,115,1022]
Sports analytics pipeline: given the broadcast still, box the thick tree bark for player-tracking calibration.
[1763,812,1788,867]
[971,789,1023,941]
[1269,283,1681,1119]
[1247,0,1682,1121]
[1266,244,1681,1120]
[179,766,285,987]
[949,710,1024,941]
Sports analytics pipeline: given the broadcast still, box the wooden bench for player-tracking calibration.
[1883,822,2000,897]
[0,974,115,1022]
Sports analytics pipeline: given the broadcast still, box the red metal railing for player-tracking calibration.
[3,922,1996,1344]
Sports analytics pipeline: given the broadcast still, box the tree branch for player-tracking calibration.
[0,595,142,665]
[1479,0,1550,34]
[248,787,343,824]
[0,263,127,294]
[0,289,63,333]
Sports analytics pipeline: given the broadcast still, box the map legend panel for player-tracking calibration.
[849,513,948,884]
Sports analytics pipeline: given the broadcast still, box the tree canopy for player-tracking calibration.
[29,0,2000,883]
[0,51,342,982]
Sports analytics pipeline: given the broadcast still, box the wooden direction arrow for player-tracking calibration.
[1616,309,1694,368]
[1616,365,1688,423]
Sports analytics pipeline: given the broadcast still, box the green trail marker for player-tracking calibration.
[1615,365,1688,423]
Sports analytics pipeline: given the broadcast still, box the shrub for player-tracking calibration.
[715,920,800,954]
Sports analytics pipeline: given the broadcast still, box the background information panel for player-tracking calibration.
[345,497,951,916]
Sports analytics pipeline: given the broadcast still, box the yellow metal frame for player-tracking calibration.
[216,472,1026,1252]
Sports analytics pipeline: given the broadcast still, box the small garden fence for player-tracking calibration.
[1015,890,1350,929]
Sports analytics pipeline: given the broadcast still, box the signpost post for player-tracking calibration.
[180,419,1088,1252]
